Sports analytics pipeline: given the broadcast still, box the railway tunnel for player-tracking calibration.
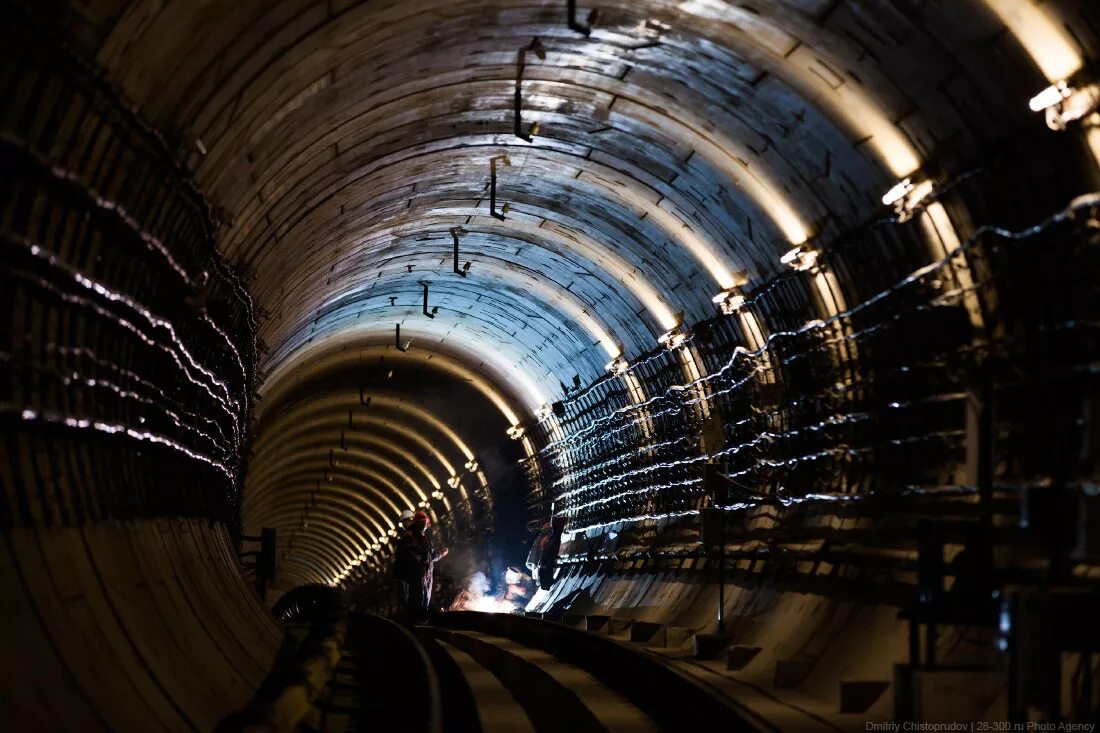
[2,0,1100,729]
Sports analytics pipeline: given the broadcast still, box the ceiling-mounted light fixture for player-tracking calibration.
[464,459,479,472]
[535,403,553,420]
[1029,79,1099,131]
[447,475,461,488]
[506,424,526,440]
[431,490,444,500]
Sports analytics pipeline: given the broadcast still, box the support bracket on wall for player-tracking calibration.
[420,281,438,318]
[490,156,511,220]
[451,227,470,276]
[395,323,410,352]
[514,37,546,141]
[567,0,600,36]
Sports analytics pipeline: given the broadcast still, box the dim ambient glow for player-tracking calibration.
[982,0,1100,168]
[358,241,625,360]
[1088,128,1100,166]
[263,340,531,426]
[982,0,1081,83]
[608,95,812,247]
[458,215,680,333]
[621,371,653,439]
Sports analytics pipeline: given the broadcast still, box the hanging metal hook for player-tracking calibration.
[490,156,511,221]
[567,0,599,36]
[514,37,546,141]
[420,280,437,318]
[451,227,468,277]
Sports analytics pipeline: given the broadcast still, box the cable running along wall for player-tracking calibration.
[1,10,258,528]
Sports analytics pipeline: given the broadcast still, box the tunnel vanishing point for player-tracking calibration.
[3,0,1100,730]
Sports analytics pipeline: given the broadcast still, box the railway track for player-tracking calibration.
[309,611,765,733]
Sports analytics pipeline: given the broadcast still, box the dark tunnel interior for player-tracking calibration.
[2,0,1100,729]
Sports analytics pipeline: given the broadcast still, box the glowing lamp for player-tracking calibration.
[1030,80,1071,112]
[780,247,819,272]
[882,178,913,206]
[712,288,746,315]
[605,356,629,374]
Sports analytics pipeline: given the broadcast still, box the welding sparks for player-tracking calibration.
[449,569,531,614]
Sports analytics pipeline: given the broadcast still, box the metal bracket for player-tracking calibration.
[514,37,546,141]
[490,156,511,220]
[451,227,470,277]
[567,0,599,36]
[420,281,437,318]
[395,323,410,352]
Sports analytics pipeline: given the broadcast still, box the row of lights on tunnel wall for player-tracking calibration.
[325,1,1100,584]
[326,456,481,587]
[875,75,1100,227]
[319,394,482,586]
[515,65,1100,441]
[399,2,1100,448]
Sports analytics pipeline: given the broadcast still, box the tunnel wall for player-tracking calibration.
[1,6,282,730]
[527,154,1100,544]
[1,521,283,730]
[3,0,1100,724]
[54,0,1100,615]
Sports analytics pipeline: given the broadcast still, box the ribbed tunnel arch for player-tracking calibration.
[4,0,1100,728]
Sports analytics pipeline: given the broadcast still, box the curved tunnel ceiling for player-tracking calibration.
[70,0,1100,589]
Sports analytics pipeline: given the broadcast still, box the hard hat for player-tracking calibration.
[413,510,431,527]
[399,509,415,522]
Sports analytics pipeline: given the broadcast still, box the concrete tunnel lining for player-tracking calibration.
[3,0,1100,728]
